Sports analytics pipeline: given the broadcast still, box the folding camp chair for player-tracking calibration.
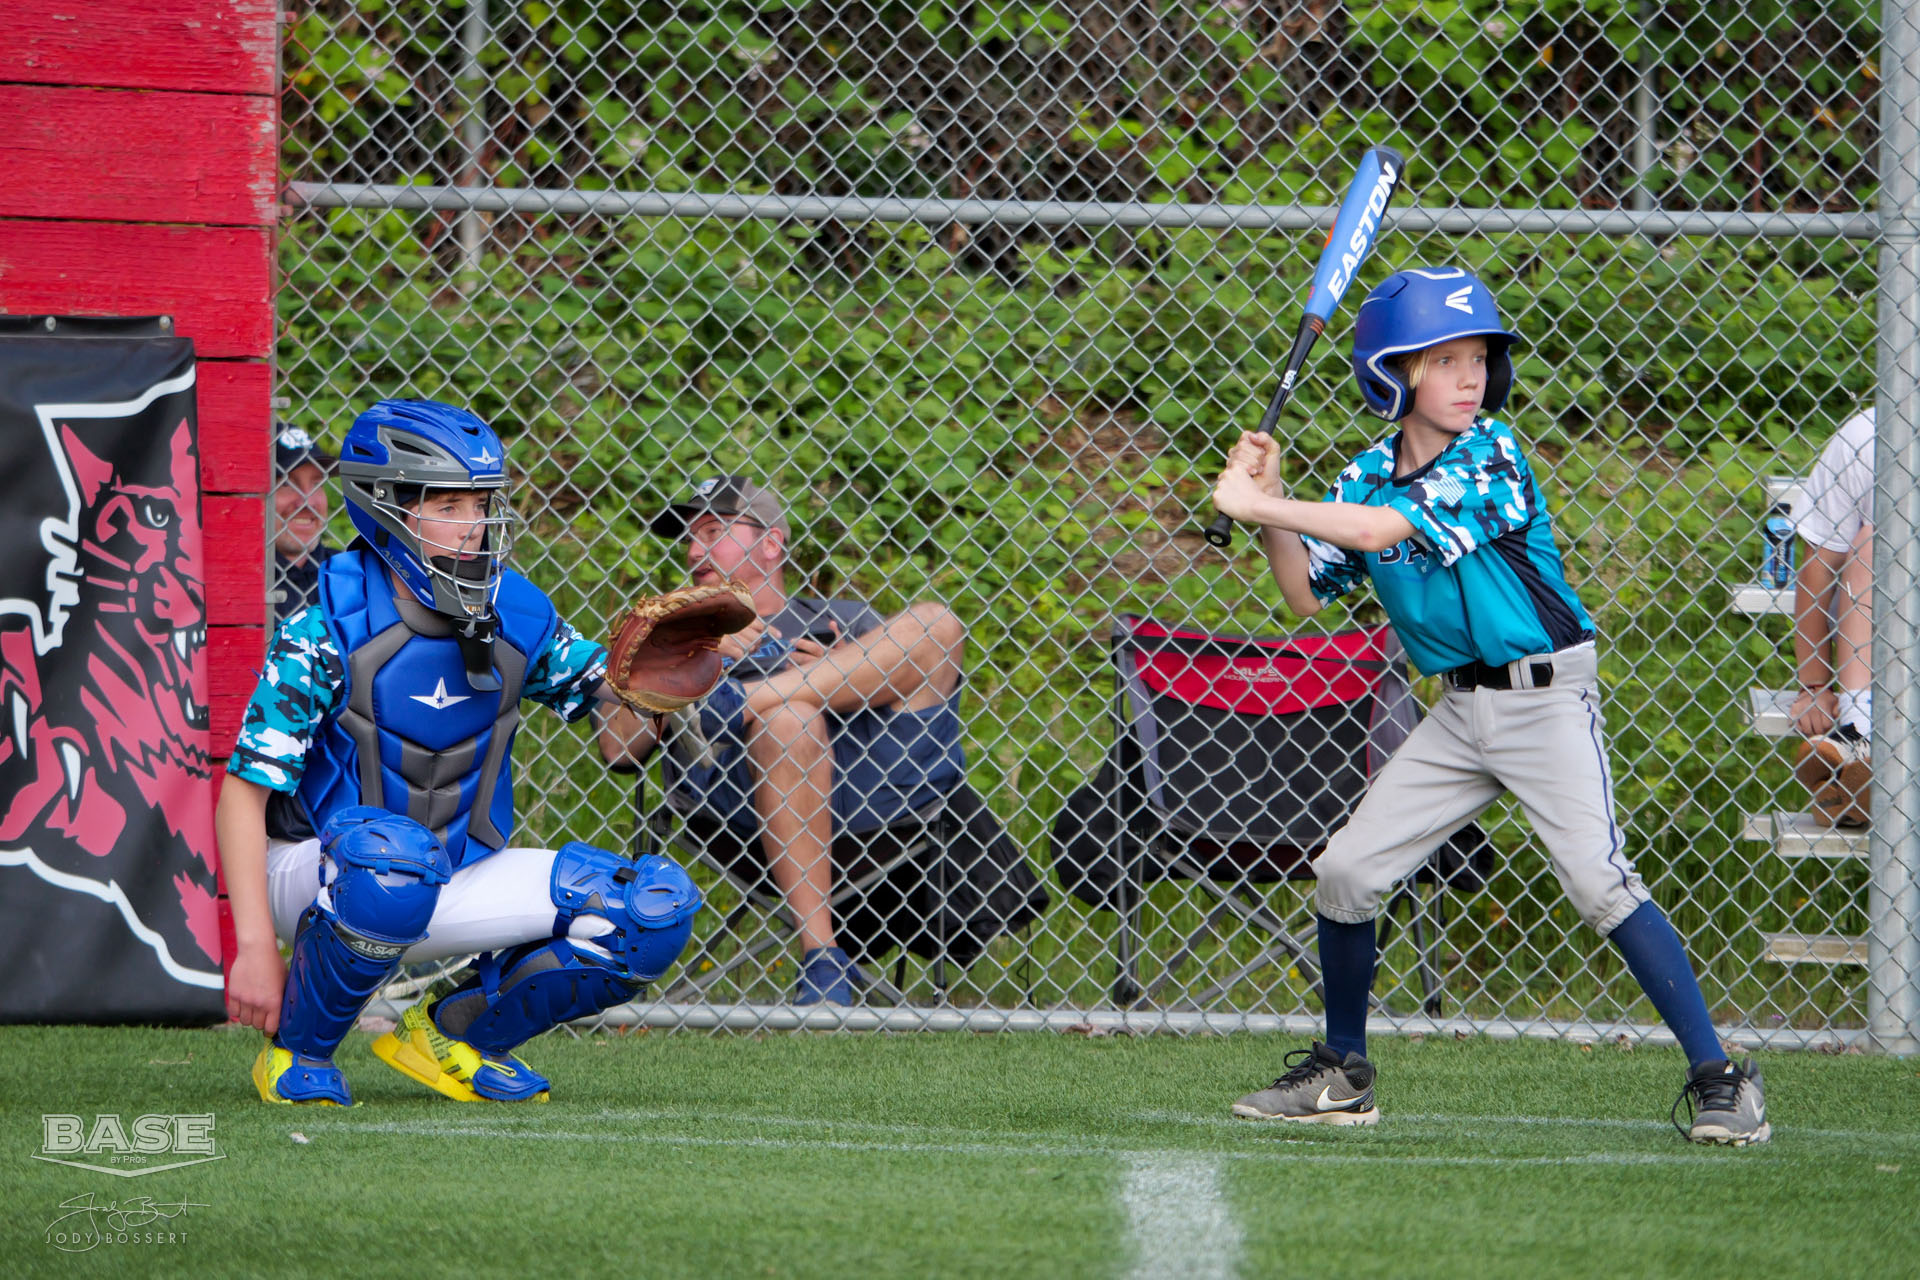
[1052,615,1488,1013]
[638,771,949,1004]
[631,719,1049,1005]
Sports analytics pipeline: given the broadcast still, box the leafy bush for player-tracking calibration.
[278,2,1881,1024]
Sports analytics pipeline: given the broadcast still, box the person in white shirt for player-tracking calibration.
[1790,408,1875,828]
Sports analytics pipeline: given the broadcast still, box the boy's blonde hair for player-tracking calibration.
[1394,348,1431,390]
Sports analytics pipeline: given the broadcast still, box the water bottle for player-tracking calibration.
[1761,503,1795,589]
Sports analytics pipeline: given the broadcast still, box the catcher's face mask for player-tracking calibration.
[339,401,518,626]
[381,485,520,622]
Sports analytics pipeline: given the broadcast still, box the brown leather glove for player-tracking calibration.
[604,582,758,713]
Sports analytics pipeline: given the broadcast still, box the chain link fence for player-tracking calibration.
[274,0,1920,1050]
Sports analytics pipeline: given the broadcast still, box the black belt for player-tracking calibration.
[1444,658,1554,691]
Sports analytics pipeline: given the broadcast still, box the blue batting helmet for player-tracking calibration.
[337,400,516,621]
[1350,267,1520,420]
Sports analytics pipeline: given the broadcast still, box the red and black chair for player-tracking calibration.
[1051,615,1490,1011]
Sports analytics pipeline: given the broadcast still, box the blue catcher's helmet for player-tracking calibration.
[1350,267,1520,420]
[337,400,516,622]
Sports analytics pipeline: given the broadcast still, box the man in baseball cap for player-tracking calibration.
[272,425,336,622]
[648,474,792,542]
[604,474,987,1007]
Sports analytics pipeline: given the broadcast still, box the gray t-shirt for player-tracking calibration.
[728,595,885,679]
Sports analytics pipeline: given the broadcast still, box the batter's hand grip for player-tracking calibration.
[1200,320,1321,551]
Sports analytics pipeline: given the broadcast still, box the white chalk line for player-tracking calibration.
[333,1117,1739,1168]
[1122,1153,1238,1280]
[1130,1108,1920,1146]
[414,1103,1910,1150]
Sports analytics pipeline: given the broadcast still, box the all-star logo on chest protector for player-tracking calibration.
[410,678,471,710]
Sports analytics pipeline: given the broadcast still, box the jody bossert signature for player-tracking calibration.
[43,1192,206,1253]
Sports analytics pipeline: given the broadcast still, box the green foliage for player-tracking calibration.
[286,1,1881,214]
[278,2,1883,1024]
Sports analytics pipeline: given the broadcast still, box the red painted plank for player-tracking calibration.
[208,624,264,692]
[197,361,270,493]
[208,623,263,752]
[211,689,252,757]
[6,0,278,96]
[204,494,265,627]
[0,221,273,359]
[0,86,277,226]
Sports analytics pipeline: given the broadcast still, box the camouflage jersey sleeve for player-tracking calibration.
[1383,419,1536,567]
[226,605,345,793]
[523,619,609,723]
[1305,456,1378,605]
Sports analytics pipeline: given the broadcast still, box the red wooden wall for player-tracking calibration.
[1,1,279,762]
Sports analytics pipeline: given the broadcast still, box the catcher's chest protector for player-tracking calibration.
[298,549,558,867]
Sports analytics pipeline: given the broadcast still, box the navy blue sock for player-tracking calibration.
[1316,915,1377,1060]
[1608,900,1723,1069]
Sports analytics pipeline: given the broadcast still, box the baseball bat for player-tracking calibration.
[1202,144,1407,549]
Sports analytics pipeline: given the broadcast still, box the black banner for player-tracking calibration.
[0,319,225,1022]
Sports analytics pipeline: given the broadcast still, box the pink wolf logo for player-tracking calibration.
[0,370,221,990]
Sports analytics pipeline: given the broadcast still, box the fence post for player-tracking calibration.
[1870,0,1920,1056]
[1630,5,1657,214]
[456,0,489,285]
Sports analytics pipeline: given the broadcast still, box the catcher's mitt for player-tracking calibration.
[604,581,759,714]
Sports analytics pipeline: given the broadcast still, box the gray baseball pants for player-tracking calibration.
[1313,641,1651,936]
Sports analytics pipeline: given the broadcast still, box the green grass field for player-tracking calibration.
[2,1026,1914,1279]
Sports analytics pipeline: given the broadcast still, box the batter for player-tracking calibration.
[1210,266,1770,1146]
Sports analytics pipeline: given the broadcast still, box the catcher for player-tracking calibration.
[219,398,753,1106]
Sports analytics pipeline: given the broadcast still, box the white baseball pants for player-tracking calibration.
[1313,642,1651,936]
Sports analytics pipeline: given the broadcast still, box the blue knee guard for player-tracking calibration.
[550,843,703,981]
[432,843,701,1053]
[277,807,451,1060]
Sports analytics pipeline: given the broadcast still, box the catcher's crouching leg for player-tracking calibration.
[262,809,452,1106]
[373,844,702,1102]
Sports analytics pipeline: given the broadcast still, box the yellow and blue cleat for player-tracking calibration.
[253,1044,354,1106]
[370,995,551,1103]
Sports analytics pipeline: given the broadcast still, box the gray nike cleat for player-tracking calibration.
[1672,1057,1771,1146]
[1231,1041,1379,1125]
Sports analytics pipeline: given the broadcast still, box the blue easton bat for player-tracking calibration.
[1204,145,1407,549]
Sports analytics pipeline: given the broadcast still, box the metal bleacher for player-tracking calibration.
[1733,476,1868,971]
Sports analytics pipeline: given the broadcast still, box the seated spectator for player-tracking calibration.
[1790,408,1874,827]
[597,476,967,1006]
[271,426,336,623]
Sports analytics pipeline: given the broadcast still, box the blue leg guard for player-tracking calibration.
[432,843,702,1054]
[275,807,451,1062]
[437,939,645,1055]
